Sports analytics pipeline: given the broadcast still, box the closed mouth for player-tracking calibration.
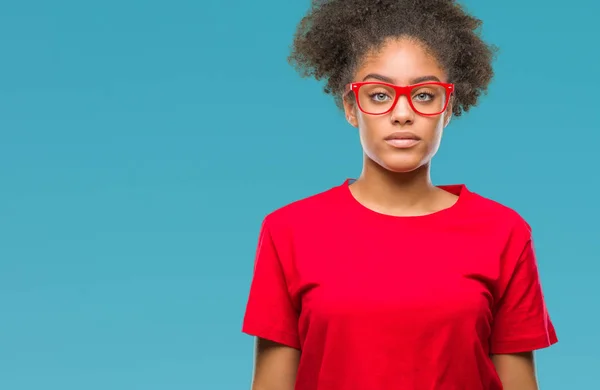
[384,131,421,141]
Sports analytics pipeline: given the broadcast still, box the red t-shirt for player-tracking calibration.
[242,179,558,390]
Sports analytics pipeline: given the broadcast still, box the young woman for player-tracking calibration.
[242,1,558,389]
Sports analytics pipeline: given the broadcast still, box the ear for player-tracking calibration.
[443,97,454,128]
[342,94,359,128]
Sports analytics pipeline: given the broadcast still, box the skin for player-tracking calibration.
[251,37,539,390]
[251,338,300,390]
[343,37,458,217]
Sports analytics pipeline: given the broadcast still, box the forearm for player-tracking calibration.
[492,352,538,390]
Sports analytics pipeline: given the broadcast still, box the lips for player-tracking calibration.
[384,131,421,141]
[384,131,421,149]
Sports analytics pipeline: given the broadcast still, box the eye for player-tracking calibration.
[370,92,392,102]
[413,92,434,102]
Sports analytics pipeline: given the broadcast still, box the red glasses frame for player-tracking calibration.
[344,81,455,116]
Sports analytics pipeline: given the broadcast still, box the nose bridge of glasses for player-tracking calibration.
[392,91,413,114]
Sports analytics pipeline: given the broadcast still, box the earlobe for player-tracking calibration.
[444,111,452,128]
[347,113,358,128]
[443,101,453,128]
[343,98,359,128]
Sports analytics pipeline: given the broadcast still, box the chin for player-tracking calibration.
[382,164,423,173]
[378,154,427,173]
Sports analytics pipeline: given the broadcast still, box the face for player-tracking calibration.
[343,38,453,173]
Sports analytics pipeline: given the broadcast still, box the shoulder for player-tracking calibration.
[464,186,533,240]
[261,182,344,233]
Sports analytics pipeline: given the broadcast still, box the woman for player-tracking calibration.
[242,0,558,389]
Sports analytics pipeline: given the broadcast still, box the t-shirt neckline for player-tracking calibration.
[338,178,470,223]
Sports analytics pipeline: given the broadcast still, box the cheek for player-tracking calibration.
[430,120,446,143]
[357,115,386,142]
[418,117,446,143]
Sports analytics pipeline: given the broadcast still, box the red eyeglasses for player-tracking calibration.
[344,81,454,116]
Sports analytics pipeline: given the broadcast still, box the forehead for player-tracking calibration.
[356,38,447,83]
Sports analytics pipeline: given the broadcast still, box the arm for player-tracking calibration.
[489,232,557,388]
[251,337,300,390]
[492,352,538,390]
[243,218,301,389]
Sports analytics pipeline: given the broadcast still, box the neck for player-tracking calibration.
[350,157,441,216]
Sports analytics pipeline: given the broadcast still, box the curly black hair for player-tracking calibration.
[288,0,497,117]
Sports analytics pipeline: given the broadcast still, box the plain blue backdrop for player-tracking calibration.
[0,0,597,388]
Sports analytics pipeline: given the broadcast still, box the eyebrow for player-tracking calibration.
[362,73,442,84]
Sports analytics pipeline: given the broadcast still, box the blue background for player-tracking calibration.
[0,0,597,388]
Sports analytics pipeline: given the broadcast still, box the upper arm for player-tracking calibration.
[251,337,300,390]
[492,352,538,390]
[242,217,300,348]
[489,227,557,389]
[242,217,301,389]
[490,236,557,354]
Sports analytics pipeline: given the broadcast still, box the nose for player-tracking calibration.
[390,95,415,125]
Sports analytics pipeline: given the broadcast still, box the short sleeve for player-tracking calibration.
[241,217,300,349]
[490,238,558,354]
